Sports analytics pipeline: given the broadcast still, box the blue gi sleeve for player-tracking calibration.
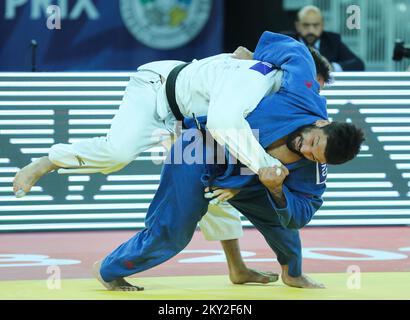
[266,184,324,230]
[253,31,318,92]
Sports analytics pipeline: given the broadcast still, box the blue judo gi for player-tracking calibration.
[100,32,329,282]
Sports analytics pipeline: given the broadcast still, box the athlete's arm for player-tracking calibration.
[206,64,286,174]
[259,166,325,229]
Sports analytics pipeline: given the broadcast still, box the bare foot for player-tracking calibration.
[13,156,58,197]
[92,260,143,292]
[282,273,325,289]
[229,268,279,284]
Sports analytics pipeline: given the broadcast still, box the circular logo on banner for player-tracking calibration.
[120,0,213,50]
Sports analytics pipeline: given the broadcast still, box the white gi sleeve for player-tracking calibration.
[206,64,283,174]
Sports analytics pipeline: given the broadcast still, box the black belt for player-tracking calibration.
[165,63,191,129]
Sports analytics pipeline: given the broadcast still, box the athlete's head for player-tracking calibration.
[295,5,324,46]
[286,121,365,165]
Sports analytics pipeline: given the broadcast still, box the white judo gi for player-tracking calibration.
[48,53,284,240]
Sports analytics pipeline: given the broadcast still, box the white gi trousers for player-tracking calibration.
[49,70,174,174]
[199,203,243,241]
[48,64,243,241]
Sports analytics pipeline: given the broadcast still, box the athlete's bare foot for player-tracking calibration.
[229,268,279,284]
[92,260,143,291]
[220,239,279,285]
[281,265,325,289]
[13,156,58,197]
[282,273,325,289]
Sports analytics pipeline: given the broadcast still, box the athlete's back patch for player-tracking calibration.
[250,61,274,75]
[316,163,327,184]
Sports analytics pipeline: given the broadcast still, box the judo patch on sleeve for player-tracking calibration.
[250,61,274,75]
[316,163,327,184]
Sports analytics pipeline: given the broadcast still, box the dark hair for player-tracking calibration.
[308,46,332,84]
[323,122,365,165]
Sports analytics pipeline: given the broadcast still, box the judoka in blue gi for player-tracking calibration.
[93,32,364,291]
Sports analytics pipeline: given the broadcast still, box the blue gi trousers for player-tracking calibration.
[100,131,303,282]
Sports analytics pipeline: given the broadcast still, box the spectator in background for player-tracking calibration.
[283,5,365,71]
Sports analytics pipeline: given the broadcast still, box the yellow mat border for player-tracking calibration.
[1,272,409,300]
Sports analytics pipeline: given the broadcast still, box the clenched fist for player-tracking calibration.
[258,166,289,192]
[204,187,240,205]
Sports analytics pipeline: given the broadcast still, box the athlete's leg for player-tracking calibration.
[96,130,210,289]
[13,71,168,196]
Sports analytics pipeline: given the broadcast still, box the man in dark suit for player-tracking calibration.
[284,5,365,71]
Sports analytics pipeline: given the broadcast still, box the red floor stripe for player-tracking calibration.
[1,226,409,281]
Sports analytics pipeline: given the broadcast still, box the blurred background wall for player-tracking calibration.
[225,0,410,71]
[0,0,224,71]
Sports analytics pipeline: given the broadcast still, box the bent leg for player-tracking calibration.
[100,133,210,282]
[13,72,168,196]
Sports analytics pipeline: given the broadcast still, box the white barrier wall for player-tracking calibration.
[1,72,410,232]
